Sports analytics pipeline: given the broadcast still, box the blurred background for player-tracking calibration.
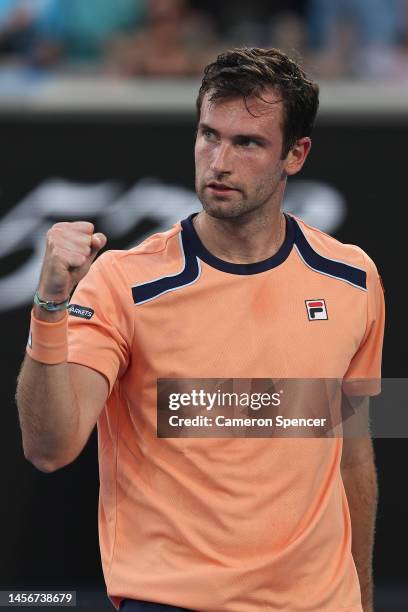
[0,0,408,78]
[0,0,407,610]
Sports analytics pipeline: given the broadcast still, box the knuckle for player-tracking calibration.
[47,224,64,244]
[46,227,56,242]
[50,222,68,233]
[52,246,63,261]
[76,221,94,234]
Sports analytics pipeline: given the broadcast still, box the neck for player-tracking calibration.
[192,206,286,264]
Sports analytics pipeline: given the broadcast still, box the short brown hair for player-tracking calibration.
[197,47,319,158]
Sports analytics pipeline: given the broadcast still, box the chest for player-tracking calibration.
[130,264,367,379]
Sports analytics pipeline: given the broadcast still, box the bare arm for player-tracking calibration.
[341,398,377,612]
[16,221,108,472]
[17,355,108,472]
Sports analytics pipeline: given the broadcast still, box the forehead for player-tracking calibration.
[199,89,285,137]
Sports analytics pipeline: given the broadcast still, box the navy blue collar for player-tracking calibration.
[180,213,295,275]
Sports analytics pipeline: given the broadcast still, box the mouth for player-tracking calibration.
[206,182,239,195]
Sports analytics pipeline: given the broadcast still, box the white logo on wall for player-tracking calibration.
[0,178,346,312]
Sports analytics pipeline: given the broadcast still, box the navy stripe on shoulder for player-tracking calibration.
[132,231,201,305]
[292,217,367,291]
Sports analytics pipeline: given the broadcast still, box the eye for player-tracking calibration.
[202,129,216,141]
[236,137,259,148]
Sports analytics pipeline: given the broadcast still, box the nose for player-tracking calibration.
[210,142,232,176]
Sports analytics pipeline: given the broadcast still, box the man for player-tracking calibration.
[16,48,384,611]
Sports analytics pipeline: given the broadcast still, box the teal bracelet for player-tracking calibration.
[33,291,70,312]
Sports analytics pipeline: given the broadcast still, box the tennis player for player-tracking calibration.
[16,48,384,612]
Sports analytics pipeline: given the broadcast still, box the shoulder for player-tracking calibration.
[292,215,379,277]
[93,222,183,285]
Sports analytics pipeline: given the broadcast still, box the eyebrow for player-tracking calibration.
[198,122,269,145]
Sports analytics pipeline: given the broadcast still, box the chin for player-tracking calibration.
[205,205,239,219]
[202,200,257,221]
[198,193,247,220]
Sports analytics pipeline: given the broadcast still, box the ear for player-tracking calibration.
[284,137,312,176]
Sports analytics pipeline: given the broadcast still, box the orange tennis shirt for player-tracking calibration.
[67,213,385,611]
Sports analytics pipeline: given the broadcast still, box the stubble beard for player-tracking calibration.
[196,182,272,221]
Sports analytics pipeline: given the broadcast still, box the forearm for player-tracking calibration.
[16,355,81,471]
[341,446,378,610]
[16,307,81,471]
[16,222,108,472]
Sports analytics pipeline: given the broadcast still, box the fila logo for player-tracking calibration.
[305,299,328,321]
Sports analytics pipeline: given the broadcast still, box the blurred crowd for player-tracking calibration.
[1,0,408,79]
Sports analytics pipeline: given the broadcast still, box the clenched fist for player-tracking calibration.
[37,221,107,304]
